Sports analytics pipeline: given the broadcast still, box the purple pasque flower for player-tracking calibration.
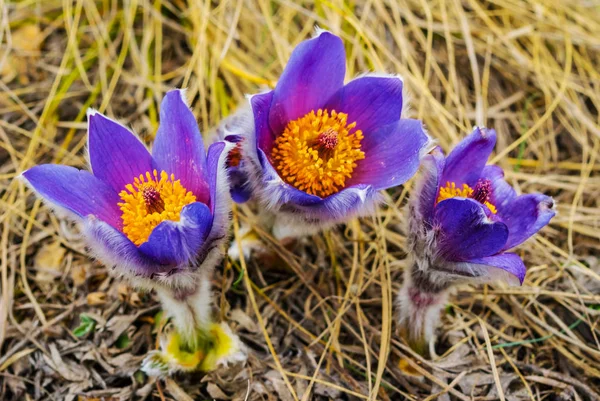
[397,126,555,356]
[21,89,233,289]
[408,126,556,286]
[235,29,431,236]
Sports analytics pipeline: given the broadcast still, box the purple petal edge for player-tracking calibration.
[500,193,556,251]
[465,253,527,285]
[349,119,430,190]
[268,31,346,137]
[152,89,209,204]
[84,217,176,277]
[251,91,276,154]
[138,202,212,266]
[325,75,404,134]
[22,164,122,229]
[435,197,509,261]
[87,110,152,194]
[441,127,496,187]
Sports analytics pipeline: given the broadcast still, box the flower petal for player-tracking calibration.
[269,31,346,136]
[499,193,556,250]
[325,75,404,134]
[138,202,212,266]
[152,90,209,204]
[83,217,175,277]
[441,127,496,187]
[22,164,122,229]
[229,167,252,204]
[348,119,430,190]
[204,141,234,247]
[440,252,526,286]
[250,91,276,153]
[480,165,516,213]
[271,184,380,238]
[412,147,445,227]
[221,135,251,204]
[435,197,509,261]
[299,184,378,221]
[206,141,227,213]
[463,253,527,285]
[87,110,152,193]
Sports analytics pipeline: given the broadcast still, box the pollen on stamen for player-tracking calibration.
[271,109,365,198]
[118,170,197,245]
[436,180,497,214]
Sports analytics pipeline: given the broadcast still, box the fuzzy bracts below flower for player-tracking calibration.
[226,29,432,237]
[142,322,247,377]
[397,127,556,355]
[21,89,245,374]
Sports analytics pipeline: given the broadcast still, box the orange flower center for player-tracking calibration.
[270,109,365,197]
[118,170,196,245]
[436,180,497,214]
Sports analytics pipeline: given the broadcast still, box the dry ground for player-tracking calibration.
[1,0,600,400]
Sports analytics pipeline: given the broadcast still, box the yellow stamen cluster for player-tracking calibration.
[271,109,365,197]
[119,170,197,245]
[436,181,497,214]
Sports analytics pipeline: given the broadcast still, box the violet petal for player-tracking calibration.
[325,75,403,134]
[229,167,252,204]
[348,119,430,190]
[203,140,234,250]
[83,217,177,276]
[435,197,509,261]
[296,184,377,222]
[22,164,122,229]
[88,111,152,193]
[464,253,527,285]
[152,90,209,204]
[499,193,556,250]
[250,91,276,154]
[269,31,346,137]
[138,202,212,266]
[441,127,496,187]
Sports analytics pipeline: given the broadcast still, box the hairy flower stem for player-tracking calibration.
[397,264,451,357]
[154,270,213,346]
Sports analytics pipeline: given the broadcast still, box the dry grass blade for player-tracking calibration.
[479,316,506,401]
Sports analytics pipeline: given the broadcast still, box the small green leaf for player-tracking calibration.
[232,267,245,290]
[134,370,145,384]
[153,310,167,332]
[116,333,131,349]
[73,314,96,337]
